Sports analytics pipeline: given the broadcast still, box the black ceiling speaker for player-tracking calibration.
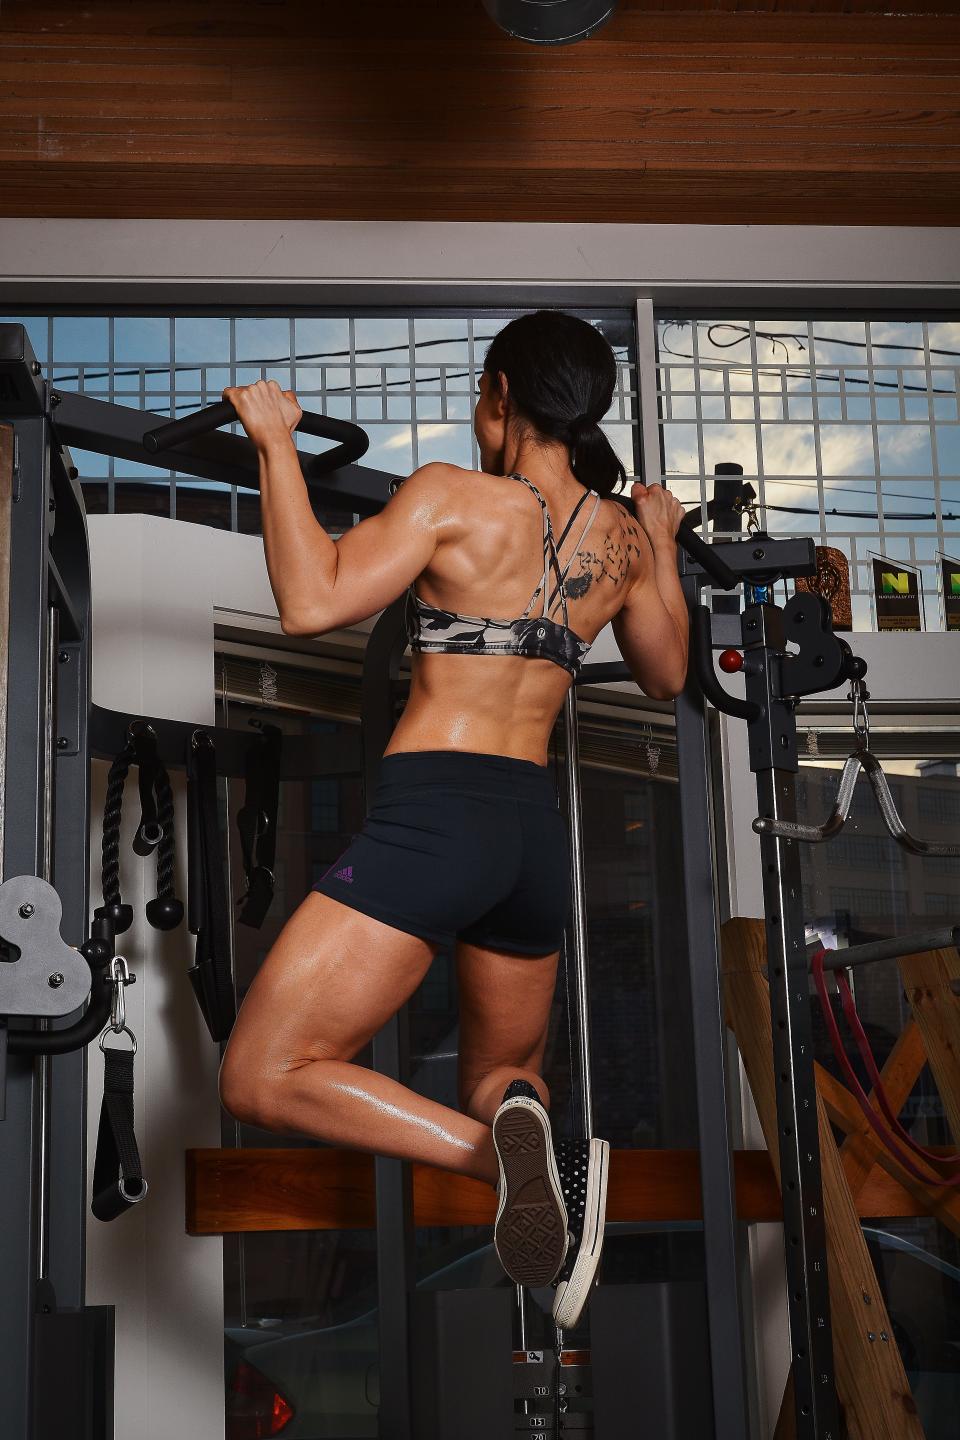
[482,0,617,46]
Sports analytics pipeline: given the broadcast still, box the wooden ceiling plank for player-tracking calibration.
[2,162,959,226]
[3,144,945,172]
[5,40,960,65]
[4,133,959,172]
[5,14,960,50]
[5,110,959,147]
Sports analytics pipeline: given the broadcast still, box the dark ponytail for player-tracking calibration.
[483,310,628,498]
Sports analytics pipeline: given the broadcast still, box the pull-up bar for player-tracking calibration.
[142,397,370,473]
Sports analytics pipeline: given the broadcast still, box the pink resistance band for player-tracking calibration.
[810,946,960,1189]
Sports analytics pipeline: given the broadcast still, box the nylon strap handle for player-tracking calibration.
[236,724,283,929]
[186,732,238,1043]
[90,1047,148,1222]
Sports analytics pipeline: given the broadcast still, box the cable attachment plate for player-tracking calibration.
[0,875,92,1018]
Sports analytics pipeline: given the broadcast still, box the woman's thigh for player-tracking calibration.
[455,939,559,1107]
[221,891,439,1084]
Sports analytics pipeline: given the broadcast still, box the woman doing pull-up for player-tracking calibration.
[217,310,688,1329]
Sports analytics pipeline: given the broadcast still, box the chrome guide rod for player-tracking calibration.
[562,685,594,1139]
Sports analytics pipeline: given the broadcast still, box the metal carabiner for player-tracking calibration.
[850,677,870,751]
[98,955,138,1054]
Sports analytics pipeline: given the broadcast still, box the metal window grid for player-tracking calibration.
[0,309,638,532]
[656,317,960,631]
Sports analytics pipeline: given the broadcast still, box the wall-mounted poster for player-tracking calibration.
[940,553,960,632]
[870,555,923,632]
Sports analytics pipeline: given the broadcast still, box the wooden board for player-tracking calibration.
[184,1142,948,1235]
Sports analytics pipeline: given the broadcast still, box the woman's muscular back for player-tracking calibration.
[386,466,675,765]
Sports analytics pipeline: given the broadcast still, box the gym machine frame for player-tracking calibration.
[0,322,390,1438]
[1,316,858,1439]
[676,542,868,1440]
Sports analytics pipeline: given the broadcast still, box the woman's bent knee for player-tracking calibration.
[218,1048,343,1131]
[218,1045,284,1128]
[218,1058,262,1127]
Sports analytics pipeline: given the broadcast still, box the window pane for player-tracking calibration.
[656,315,960,631]
[798,741,960,1440]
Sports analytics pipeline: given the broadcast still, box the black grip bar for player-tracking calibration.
[143,400,370,475]
[617,493,738,592]
[676,518,739,592]
[690,605,760,720]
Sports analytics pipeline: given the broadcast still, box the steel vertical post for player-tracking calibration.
[45,447,94,1316]
[0,402,48,1436]
[0,330,99,1435]
[636,300,750,1435]
[743,602,840,1439]
[674,576,751,1440]
[35,604,58,1286]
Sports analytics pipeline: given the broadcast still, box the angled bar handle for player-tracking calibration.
[861,751,960,858]
[676,518,739,592]
[754,753,862,844]
[143,400,370,476]
[690,605,760,721]
[619,494,739,592]
[756,747,960,858]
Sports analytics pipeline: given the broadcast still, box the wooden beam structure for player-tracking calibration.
[722,918,937,1440]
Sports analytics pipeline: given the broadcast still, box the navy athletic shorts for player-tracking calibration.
[311,749,571,956]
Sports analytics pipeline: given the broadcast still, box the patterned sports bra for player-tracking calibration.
[405,472,603,679]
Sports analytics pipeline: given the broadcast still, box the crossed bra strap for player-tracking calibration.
[405,472,602,678]
[508,473,602,626]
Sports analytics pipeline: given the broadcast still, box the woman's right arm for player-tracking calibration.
[610,485,689,700]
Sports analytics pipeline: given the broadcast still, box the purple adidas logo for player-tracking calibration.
[333,865,354,884]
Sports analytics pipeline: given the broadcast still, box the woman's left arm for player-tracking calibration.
[225,380,453,635]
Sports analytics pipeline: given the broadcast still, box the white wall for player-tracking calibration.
[86,514,285,1440]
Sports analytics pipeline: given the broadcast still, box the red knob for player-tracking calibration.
[718,648,743,674]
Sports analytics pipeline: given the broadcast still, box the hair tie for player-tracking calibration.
[568,413,599,473]
[568,412,597,441]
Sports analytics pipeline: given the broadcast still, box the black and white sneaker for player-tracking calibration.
[552,1136,610,1330]
[492,1080,569,1289]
